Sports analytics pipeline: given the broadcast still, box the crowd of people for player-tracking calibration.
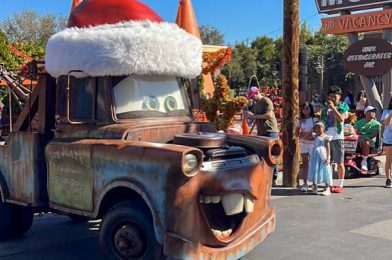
[246,85,392,194]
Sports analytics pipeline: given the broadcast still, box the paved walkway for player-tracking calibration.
[0,173,390,259]
[244,173,392,260]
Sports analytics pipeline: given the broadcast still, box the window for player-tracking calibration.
[69,77,97,122]
[112,75,191,119]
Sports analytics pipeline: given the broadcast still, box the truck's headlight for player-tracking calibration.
[182,153,199,177]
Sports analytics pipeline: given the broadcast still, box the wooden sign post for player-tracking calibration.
[282,0,300,187]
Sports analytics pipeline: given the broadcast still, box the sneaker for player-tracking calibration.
[312,185,318,194]
[331,186,344,193]
[321,188,331,196]
[361,159,368,171]
[386,179,392,188]
[300,184,308,192]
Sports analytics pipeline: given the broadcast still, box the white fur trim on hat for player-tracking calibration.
[45,21,202,79]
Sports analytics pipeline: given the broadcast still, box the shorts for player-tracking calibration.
[300,142,313,154]
[330,139,344,163]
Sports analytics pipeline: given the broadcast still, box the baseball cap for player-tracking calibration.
[247,87,259,98]
[364,106,377,113]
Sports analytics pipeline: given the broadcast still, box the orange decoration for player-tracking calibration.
[71,0,83,11]
[202,48,232,74]
[176,0,201,39]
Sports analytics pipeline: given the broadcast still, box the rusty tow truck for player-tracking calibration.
[0,0,282,259]
[0,68,281,259]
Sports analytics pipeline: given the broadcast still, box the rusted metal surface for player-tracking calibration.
[165,206,275,260]
[0,132,47,206]
[226,134,283,166]
[1,71,279,259]
[46,124,278,258]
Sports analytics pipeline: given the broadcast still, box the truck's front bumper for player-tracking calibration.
[164,206,276,260]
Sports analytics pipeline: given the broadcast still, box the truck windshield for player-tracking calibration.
[112,75,191,119]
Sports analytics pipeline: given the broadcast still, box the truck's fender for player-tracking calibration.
[0,172,10,202]
[93,180,165,245]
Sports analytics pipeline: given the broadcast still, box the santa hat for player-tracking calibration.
[45,0,202,79]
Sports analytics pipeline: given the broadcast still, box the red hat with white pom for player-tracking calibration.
[45,0,202,79]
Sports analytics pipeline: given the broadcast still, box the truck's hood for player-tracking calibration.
[55,120,215,143]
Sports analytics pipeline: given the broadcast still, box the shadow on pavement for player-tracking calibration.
[343,185,386,189]
[271,187,314,196]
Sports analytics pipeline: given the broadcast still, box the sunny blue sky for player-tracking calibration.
[0,0,327,44]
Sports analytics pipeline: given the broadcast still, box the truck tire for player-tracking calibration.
[0,201,13,240]
[11,206,34,238]
[99,201,164,260]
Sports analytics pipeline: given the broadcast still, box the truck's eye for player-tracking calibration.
[164,96,177,112]
[142,96,160,111]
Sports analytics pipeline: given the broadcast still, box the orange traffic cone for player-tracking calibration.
[242,110,249,135]
[202,112,207,122]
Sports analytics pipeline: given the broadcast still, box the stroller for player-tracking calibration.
[343,125,382,178]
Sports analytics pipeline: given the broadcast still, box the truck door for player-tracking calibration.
[47,76,107,212]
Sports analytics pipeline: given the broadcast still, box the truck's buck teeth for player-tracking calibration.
[221,194,244,216]
[210,196,221,203]
[199,193,255,215]
[212,228,232,238]
[244,195,255,213]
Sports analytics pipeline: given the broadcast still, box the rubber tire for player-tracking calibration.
[11,206,34,238]
[99,201,164,260]
[0,201,14,240]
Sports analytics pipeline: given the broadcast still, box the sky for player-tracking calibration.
[0,0,327,44]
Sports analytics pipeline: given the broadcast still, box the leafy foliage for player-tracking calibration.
[1,10,67,44]
[201,75,248,131]
[199,25,225,45]
[0,30,19,68]
[0,10,66,69]
[220,23,352,98]
[221,42,258,92]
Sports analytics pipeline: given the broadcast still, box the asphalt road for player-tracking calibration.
[0,174,391,260]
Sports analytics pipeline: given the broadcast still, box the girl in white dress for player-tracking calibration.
[308,122,333,196]
[295,102,317,192]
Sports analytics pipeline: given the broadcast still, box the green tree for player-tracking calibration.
[0,10,67,65]
[222,42,257,92]
[251,36,280,87]
[1,10,67,44]
[0,30,19,68]
[199,25,225,45]
[306,28,351,97]
[300,22,314,46]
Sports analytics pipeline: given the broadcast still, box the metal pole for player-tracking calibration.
[320,56,324,100]
[8,88,12,132]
